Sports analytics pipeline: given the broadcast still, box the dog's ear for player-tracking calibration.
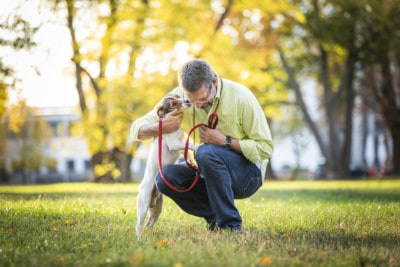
[168,98,179,109]
[157,95,173,117]
[157,106,166,117]
[168,95,183,111]
[157,94,183,117]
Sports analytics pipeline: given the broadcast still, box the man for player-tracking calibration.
[129,58,273,232]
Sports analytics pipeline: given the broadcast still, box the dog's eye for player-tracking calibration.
[171,101,181,108]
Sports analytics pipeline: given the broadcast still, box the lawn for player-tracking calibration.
[0,180,399,267]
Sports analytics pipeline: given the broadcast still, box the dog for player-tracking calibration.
[136,94,197,237]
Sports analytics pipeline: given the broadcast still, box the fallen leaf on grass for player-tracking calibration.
[155,240,168,248]
[7,228,16,234]
[284,233,293,238]
[129,252,143,265]
[260,256,271,265]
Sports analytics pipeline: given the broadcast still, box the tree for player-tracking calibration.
[54,0,226,182]
[0,4,38,181]
[271,0,366,178]
[357,0,400,175]
[225,0,383,177]
[46,0,288,181]
[217,0,400,177]
[0,8,37,115]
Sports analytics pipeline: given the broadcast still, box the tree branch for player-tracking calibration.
[214,0,233,34]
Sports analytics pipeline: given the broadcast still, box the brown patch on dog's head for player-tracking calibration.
[157,94,183,117]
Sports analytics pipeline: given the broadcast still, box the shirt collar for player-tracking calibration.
[215,75,222,100]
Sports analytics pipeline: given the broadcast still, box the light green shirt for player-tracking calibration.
[129,76,273,178]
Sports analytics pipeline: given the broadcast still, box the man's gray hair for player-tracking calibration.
[178,59,215,93]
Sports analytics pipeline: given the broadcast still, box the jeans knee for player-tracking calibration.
[196,145,218,164]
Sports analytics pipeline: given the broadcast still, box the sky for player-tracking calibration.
[2,0,78,107]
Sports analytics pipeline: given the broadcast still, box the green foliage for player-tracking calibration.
[0,180,399,266]
[0,82,7,116]
[56,0,292,181]
[62,0,290,150]
[0,10,38,115]
[0,14,37,50]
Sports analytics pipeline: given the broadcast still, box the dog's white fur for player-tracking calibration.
[136,96,197,237]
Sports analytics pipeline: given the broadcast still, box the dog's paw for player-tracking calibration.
[188,159,198,168]
[136,225,142,237]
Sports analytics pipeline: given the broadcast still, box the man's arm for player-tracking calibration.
[137,109,184,141]
[199,127,243,154]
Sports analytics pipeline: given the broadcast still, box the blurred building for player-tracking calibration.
[5,106,92,184]
[4,106,148,184]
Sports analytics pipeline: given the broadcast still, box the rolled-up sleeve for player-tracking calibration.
[127,110,158,145]
[240,137,273,164]
[128,87,183,146]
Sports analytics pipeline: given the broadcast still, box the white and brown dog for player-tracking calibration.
[136,95,197,237]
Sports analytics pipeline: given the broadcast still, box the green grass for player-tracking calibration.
[1,180,399,267]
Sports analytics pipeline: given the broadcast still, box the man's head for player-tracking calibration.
[178,59,217,109]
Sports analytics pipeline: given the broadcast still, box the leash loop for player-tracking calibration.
[183,112,218,169]
[157,112,219,193]
[158,118,199,193]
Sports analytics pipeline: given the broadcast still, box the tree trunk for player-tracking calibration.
[341,49,357,178]
[389,124,400,175]
[120,152,132,182]
[361,106,368,166]
[90,148,128,183]
[66,0,86,113]
[377,56,400,175]
[278,49,329,162]
[319,47,343,177]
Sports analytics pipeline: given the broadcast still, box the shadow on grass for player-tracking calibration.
[1,187,400,203]
[0,191,137,201]
[254,188,400,203]
[247,226,400,266]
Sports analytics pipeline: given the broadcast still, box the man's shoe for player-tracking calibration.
[207,219,217,231]
[230,226,242,234]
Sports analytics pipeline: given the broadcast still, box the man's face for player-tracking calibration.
[183,79,215,109]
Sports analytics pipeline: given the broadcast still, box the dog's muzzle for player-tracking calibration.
[181,99,193,109]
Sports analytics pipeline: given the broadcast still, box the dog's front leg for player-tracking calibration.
[136,181,153,237]
[136,148,159,237]
[167,140,199,151]
[146,188,163,228]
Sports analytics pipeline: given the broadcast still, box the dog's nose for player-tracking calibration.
[182,99,193,109]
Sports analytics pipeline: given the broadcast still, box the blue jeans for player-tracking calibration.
[155,144,262,229]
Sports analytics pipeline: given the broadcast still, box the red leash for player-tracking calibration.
[183,113,218,168]
[158,113,218,193]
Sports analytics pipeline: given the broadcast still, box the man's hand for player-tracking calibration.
[199,126,225,146]
[137,109,183,141]
[161,109,183,133]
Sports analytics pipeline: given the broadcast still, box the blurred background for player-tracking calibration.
[1,0,399,184]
